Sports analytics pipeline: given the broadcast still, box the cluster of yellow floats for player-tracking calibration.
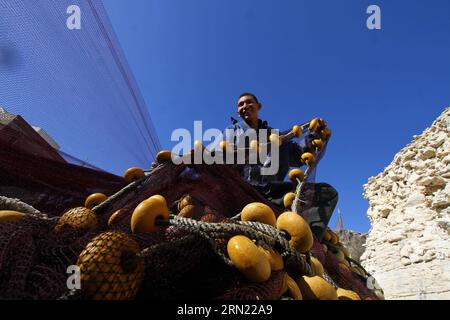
[0,118,364,300]
[53,190,361,300]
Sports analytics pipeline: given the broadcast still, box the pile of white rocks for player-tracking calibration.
[361,107,450,300]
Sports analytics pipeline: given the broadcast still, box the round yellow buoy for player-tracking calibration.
[292,125,302,138]
[148,194,168,206]
[269,133,282,146]
[330,231,339,245]
[283,192,296,209]
[297,276,338,300]
[123,167,145,184]
[258,247,284,271]
[341,258,350,268]
[310,256,324,277]
[194,140,205,153]
[227,235,271,283]
[77,231,144,300]
[309,118,324,133]
[156,150,174,163]
[301,152,316,166]
[85,193,107,209]
[178,204,205,220]
[249,140,260,153]
[312,139,324,152]
[54,207,98,233]
[177,194,194,211]
[108,209,129,227]
[336,288,361,300]
[131,195,170,233]
[283,274,303,300]
[332,248,346,263]
[219,140,230,152]
[288,169,305,183]
[349,266,360,276]
[339,262,351,272]
[323,229,332,242]
[0,210,26,223]
[320,128,332,141]
[276,211,313,253]
[241,202,277,227]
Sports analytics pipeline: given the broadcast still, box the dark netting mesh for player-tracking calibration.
[0,139,126,216]
[0,108,380,300]
[0,159,380,300]
[311,237,378,300]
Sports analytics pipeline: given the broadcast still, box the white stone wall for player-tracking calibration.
[361,107,450,300]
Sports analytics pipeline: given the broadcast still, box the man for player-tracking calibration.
[225,93,306,199]
[226,93,338,240]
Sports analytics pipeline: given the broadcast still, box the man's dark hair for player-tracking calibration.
[238,92,259,104]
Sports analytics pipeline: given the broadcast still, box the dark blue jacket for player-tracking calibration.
[225,117,308,188]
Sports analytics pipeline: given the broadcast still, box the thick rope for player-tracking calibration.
[290,125,329,214]
[91,164,166,214]
[236,221,291,250]
[0,196,41,214]
[288,147,335,287]
[291,165,313,214]
[229,212,241,221]
[0,196,52,220]
[155,215,314,276]
[322,271,339,289]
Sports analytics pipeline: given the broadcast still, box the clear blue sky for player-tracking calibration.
[102,0,450,232]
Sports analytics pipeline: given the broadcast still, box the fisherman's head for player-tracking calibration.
[237,93,261,128]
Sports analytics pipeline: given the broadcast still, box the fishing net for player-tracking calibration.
[0,158,379,300]
[0,0,161,174]
[0,138,125,216]
[0,108,380,300]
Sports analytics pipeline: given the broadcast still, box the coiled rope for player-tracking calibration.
[151,215,314,277]
[0,196,53,221]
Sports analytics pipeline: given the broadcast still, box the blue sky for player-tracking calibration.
[102,0,450,232]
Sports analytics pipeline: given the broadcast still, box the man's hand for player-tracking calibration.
[150,161,159,171]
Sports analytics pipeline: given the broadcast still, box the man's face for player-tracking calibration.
[237,95,261,123]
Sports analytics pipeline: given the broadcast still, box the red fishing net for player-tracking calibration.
[0,156,379,300]
[0,141,125,216]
